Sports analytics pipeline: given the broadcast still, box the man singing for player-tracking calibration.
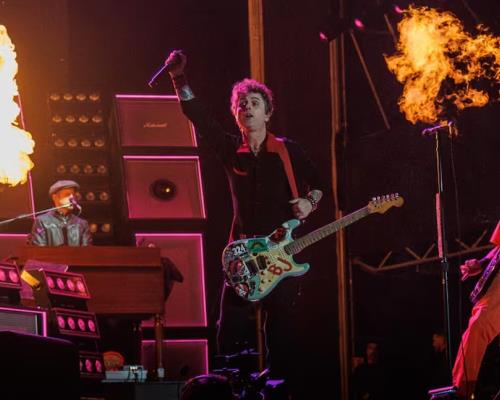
[165,50,323,382]
[28,179,92,246]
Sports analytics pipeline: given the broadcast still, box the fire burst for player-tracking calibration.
[0,25,34,186]
[385,6,500,124]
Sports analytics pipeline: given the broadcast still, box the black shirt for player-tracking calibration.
[181,98,322,238]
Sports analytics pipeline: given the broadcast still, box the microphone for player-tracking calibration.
[148,50,184,88]
[422,120,457,136]
[68,195,82,212]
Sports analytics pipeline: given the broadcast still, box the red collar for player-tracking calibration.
[237,132,283,154]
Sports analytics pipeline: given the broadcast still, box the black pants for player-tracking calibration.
[217,277,302,379]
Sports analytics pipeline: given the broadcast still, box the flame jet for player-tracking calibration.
[0,25,35,186]
[385,6,500,124]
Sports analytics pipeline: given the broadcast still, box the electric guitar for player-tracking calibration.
[222,194,404,301]
[469,247,500,304]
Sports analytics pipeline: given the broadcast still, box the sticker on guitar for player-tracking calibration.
[231,243,248,257]
[222,193,404,301]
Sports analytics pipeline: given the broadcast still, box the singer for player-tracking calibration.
[28,179,92,246]
[165,50,323,388]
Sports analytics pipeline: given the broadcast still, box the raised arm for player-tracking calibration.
[165,50,237,159]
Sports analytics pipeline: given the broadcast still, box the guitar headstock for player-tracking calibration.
[368,193,404,214]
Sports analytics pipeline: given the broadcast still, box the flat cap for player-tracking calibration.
[48,180,80,196]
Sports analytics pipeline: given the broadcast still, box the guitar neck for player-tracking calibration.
[285,206,370,255]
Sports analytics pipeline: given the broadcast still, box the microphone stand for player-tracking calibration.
[422,121,455,375]
[0,204,74,227]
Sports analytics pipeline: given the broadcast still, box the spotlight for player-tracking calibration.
[99,191,110,202]
[394,5,404,14]
[0,263,22,289]
[63,93,73,101]
[51,308,100,339]
[89,223,98,233]
[91,115,103,124]
[96,164,107,175]
[354,18,365,30]
[76,93,87,102]
[83,164,94,174]
[89,92,100,102]
[65,115,76,123]
[85,192,96,201]
[101,223,111,233]
[52,115,63,123]
[54,138,65,148]
[78,115,89,124]
[80,138,92,148]
[0,263,26,304]
[79,351,105,379]
[49,93,61,101]
[67,138,78,148]
[94,138,106,148]
[56,164,66,174]
[70,164,80,174]
[150,179,176,201]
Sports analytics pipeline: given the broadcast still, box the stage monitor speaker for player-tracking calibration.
[103,381,182,400]
[0,305,47,336]
[114,94,197,148]
[0,180,34,220]
[123,156,206,219]
[135,233,206,327]
[0,331,80,400]
[141,339,208,381]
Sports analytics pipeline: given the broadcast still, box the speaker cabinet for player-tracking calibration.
[135,233,206,327]
[0,331,80,400]
[123,156,205,219]
[115,94,196,148]
[141,339,208,381]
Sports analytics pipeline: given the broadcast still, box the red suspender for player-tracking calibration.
[266,133,299,199]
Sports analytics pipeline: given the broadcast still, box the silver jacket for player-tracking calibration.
[28,211,92,246]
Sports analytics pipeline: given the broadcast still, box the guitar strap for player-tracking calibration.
[266,133,299,199]
[470,246,500,304]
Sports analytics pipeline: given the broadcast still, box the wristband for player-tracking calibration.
[306,194,318,211]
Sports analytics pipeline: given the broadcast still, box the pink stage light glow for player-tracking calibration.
[135,232,207,327]
[354,18,365,30]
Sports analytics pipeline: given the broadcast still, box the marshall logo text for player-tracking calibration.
[143,122,168,129]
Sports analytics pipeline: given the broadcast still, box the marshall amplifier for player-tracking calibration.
[114,94,197,148]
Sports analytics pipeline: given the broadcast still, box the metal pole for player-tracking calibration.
[434,128,453,374]
[330,0,350,397]
[248,0,266,371]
